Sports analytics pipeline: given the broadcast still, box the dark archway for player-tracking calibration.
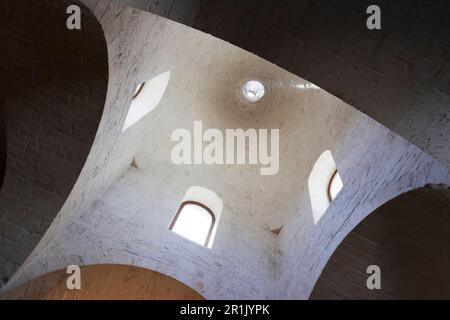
[310,185,450,300]
[0,0,108,286]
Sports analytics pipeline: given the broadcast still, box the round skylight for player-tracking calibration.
[242,80,265,103]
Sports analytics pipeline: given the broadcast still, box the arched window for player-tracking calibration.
[169,201,215,247]
[169,187,223,248]
[308,150,343,224]
[122,71,171,132]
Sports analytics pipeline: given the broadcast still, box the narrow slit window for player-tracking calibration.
[308,150,343,224]
[169,201,215,247]
[133,82,145,99]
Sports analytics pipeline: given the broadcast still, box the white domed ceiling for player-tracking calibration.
[126,14,361,230]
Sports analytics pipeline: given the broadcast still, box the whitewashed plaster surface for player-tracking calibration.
[3,1,450,299]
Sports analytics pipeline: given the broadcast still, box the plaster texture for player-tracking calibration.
[2,1,450,299]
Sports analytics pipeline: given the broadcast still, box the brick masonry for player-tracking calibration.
[4,4,450,299]
[1,0,449,298]
[0,0,108,286]
[311,186,450,299]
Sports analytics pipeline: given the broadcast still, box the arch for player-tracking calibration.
[0,0,108,287]
[122,71,171,132]
[310,185,450,299]
[0,264,204,300]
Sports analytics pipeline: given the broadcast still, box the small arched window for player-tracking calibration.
[169,186,223,248]
[169,201,216,247]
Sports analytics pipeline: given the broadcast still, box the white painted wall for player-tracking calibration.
[4,1,450,300]
[277,116,450,299]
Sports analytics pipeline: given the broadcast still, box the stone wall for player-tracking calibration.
[2,1,449,300]
[277,120,450,299]
[3,5,282,298]
[1,0,154,291]
[0,0,108,286]
[27,166,277,299]
[310,186,450,300]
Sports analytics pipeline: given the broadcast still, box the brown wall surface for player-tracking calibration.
[1,264,204,300]
[311,186,450,300]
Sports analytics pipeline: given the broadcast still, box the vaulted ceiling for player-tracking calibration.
[122,0,450,167]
